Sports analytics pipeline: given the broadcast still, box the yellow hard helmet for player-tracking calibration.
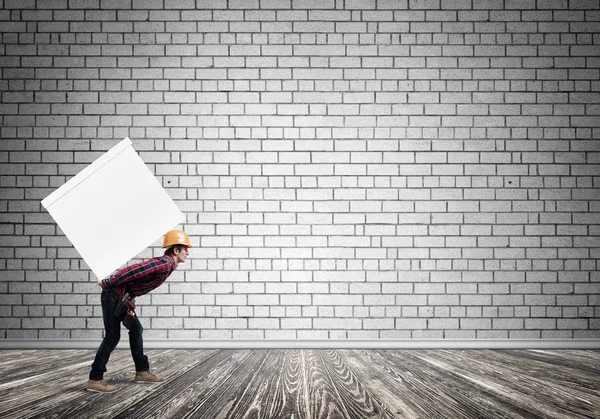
[162,229,192,248]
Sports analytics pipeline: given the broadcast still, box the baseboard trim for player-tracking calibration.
[1,339,599,350]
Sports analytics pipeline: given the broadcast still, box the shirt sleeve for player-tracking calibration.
[101,257,173,288]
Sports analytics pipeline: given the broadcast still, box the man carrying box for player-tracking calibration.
[87,229,192,393]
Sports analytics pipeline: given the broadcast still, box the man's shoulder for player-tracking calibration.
[147,255,175,268]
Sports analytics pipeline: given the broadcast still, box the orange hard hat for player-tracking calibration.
[162,229,192,248]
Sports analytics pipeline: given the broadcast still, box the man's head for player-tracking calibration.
[164,244,189,264]
[162,230,192,265]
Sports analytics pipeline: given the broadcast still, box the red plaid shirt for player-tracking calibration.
[101,255,176,297]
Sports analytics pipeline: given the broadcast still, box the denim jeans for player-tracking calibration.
[89,288,149,380]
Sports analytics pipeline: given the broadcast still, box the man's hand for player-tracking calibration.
[97,278,103,287]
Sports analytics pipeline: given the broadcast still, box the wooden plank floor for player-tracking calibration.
[0,349,598,418]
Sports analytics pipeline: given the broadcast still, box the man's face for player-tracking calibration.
[174,246,189,264]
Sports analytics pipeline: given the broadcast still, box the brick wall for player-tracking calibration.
[0,0,599,342]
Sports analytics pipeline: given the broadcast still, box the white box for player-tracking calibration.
[41,138,185,279]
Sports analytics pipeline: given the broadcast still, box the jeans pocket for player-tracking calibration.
[100,289,108,304]
[101,289,119,312]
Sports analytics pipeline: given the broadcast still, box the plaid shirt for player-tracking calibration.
[101,255,176,297]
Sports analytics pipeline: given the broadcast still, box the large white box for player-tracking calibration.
[41,138,185,279]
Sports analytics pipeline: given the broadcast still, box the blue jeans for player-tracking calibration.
[89,288,149,380]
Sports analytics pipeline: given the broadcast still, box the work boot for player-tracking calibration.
[87,379,117,393]
[134,371,164,383]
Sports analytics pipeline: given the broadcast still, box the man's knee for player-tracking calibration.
[126,316,143,333]
[106,324,121,340]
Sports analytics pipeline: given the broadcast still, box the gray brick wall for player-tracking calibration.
[1,0,599,342]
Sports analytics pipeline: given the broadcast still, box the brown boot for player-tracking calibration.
[87,379,117,393]
[134,371,164,383]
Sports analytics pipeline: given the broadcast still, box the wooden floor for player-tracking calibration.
[0,348,598,418]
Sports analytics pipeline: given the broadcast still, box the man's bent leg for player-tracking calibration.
[128,315,149,373]
[129,316,164,383]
